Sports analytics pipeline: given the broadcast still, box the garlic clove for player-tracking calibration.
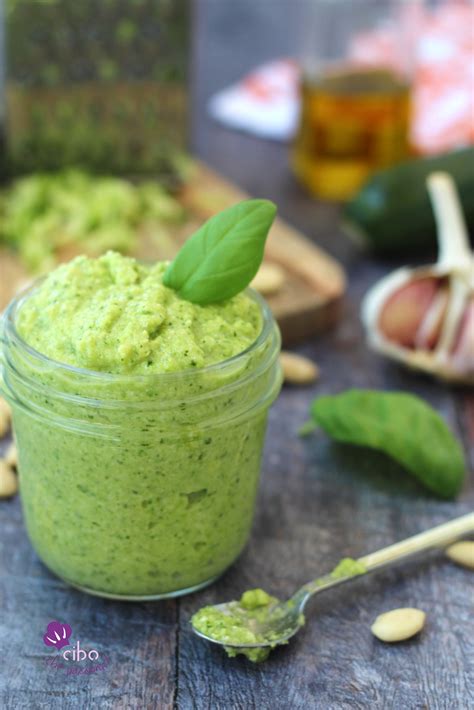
[378,276,440,348]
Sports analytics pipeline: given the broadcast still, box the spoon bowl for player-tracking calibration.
[191,513,474,655]
[192,599,305,649]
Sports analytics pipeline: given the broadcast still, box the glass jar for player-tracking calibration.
[293,0,417,200]
[0,285,282,600]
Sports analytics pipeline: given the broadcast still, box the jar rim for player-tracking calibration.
[3,278,276,383]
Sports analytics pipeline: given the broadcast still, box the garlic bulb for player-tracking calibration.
[362,172,474,384]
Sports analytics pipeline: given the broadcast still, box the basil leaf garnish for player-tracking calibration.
[311,389,465,499]
[163,199,277,304]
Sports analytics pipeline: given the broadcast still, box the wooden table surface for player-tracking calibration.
[1,2,473,708]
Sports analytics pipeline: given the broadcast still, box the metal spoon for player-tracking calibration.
[192,512,474,652]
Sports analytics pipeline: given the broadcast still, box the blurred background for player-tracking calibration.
[0,0,472,354]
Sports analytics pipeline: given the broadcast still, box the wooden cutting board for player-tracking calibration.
[0,162,345,344]
[178,163,346,344]
[0,249,30,311]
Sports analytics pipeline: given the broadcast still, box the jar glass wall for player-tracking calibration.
[0,286,282,600]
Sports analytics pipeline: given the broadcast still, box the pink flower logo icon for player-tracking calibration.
[43,621,72,650]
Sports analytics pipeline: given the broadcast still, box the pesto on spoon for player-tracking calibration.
[191,513,474,662]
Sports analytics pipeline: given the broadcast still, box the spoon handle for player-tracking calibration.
[358,511,474,573]
[299,512,474,602]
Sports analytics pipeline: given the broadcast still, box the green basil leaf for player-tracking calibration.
[163,199,277,304]
[311,389,465,499]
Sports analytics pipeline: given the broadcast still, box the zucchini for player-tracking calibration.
[343,147,474,255]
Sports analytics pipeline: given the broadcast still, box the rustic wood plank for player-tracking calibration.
[0,483,178,710]
[1,2,473,708]
[177,258,474,710]
[458,393,474,471]
[173,3,474,707]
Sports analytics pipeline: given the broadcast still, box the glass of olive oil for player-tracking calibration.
[293,0,417,201]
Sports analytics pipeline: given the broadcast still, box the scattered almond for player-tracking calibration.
[445,541,474,570]
[5,441,18,469]
[280,351,320,385]
[251,262,286,296]
[0,397,11,438]
[0,459,18,498]
[371,608,426,643]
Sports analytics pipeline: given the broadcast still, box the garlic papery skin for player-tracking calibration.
[451,298,474,375]
[362,266,474,384]
[361,172,474,384]
[414,285,449,351]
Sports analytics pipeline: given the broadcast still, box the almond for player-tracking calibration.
[445,541,474,570]
[251,263,286,296]
[0,397,11,438]
[0,460,18,498]
[371,608,426,643]
[280,352,319,385]
[5,441,18,469]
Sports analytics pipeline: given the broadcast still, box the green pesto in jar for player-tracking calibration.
[10,252,281,598]
[16,251,262,374]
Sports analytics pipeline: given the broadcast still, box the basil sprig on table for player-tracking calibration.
[309,390,465,499]
[163,199,277,304]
